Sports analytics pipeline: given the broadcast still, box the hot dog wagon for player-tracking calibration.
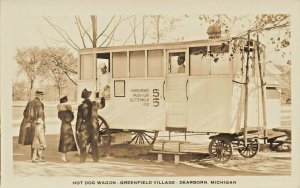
[77,34,276,163]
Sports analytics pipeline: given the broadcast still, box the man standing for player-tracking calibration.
[76,88,100,163]
[18,90,46,162]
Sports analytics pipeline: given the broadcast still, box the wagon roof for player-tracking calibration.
[79,38,232,52]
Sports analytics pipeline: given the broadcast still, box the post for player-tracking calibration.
[243,30,251,146]
[257,34,267,144]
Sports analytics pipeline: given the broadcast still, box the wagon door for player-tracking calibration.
[166,50,188,130]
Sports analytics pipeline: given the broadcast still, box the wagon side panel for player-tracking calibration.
[187,76,233,133]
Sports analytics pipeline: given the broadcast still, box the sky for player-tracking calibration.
[0,0,297,83]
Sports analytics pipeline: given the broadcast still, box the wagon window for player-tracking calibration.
[189,46,209,76]
[210,45,230,75]
[112,52,128,78]
[266,87,280,99]
[129,50,145,78]
[80,54,94,79]
[147,50,164,77]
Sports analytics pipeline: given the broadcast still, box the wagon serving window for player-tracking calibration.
[112,52,127,78]
[147,49,164,77]
[129,50,145,78]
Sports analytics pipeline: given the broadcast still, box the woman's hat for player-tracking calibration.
[60,96,68,103]
[81,88,92,99]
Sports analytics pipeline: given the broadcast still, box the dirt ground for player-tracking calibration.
[12,134,291,176]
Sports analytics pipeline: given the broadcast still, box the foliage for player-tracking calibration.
[12,80,29,101]
[39,47,77,98]
[198,14,291,60]
[15,46,78,100]
[15,47,43,100]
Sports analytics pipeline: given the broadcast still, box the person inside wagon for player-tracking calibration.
[97,62,110,99]
[177,55,185,73]
[57,96,77,163]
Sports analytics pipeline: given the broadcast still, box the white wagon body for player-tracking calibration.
[77,38,279,135]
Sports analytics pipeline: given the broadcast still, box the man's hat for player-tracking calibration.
[60,96,68,103]
[35,91,44,96]
[81,88,92,99]
[99,63,107,69]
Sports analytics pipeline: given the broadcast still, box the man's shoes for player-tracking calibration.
[39,158,46,162]
[32,160,38,163]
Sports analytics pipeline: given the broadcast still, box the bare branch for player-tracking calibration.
[99,15,134,47]
[123,21,143,46]
[75,15,93,45]
[96,15,116,40]
[75,16,87,48]
[42,16,80,51]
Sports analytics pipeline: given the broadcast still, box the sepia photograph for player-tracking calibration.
[1,0,300,188]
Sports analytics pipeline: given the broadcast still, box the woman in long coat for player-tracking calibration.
[57,96,77,162]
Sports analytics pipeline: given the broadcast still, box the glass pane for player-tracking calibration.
[129,51,145,78]
[210,54,230,75]
[112,52,127,78]
[210,45,230,75]
[189,46,209,76]
[80,54,94,79]
[266,88,280,99]
[147,50,163,77]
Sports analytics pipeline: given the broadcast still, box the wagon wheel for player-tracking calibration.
[128,130,158,145]
[208,136,233,163]
[238,139,260,158]
[98,115,111,147]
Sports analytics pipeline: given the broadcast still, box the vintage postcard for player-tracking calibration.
[1,0,300,188]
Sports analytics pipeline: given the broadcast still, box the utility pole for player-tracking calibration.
[257,33,267,144]
[243,30,251,146]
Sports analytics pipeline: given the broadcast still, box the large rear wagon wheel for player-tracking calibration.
[128,130,158,145]
[208,136,233,163]
[98,115,112,146]
[238,139,260,158]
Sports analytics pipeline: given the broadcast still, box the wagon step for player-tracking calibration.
[160,140,190,152]
[149,150,187,164]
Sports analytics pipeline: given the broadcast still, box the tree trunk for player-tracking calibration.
[29,79,34,101]
[91,15,97,48]
[58,86,61,100]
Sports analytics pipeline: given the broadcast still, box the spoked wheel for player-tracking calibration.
[128,130,158,145]
[238,139,260,158]
[98,115,111,147]
[208,136,233,163]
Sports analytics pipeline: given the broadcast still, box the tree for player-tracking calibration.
[39,47,77,99]
[43,15,132,50]
[15,47,42,100]
[198,14,291,59]
[12,80,29,101]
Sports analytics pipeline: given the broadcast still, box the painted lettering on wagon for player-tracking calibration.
[129,88,160,107]
[130,89,150,106]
